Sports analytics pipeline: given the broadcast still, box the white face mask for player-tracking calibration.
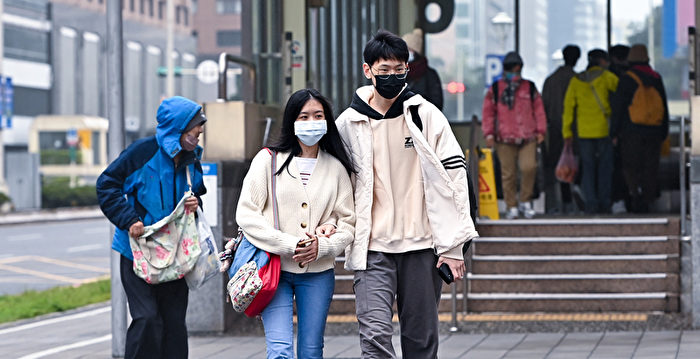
[294,120,327,146]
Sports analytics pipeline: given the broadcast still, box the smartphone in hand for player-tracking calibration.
[297,237,316,248]
[438,263,454,284]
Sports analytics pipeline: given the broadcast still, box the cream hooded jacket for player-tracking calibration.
[336,85,479,271]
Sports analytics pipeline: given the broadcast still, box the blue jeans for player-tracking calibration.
[578,138,614,213]
[261,269,335,359]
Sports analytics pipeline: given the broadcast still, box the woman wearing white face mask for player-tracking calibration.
[235,88,356,359]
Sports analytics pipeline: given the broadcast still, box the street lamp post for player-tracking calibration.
[0,0,7,196]
[491,12,513,54]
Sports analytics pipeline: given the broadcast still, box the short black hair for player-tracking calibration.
[587,49,609,68]
[363,29,409,66]
[562,45,581,67]
[609,44,630,61]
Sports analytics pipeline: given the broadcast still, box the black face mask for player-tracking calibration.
[181,134,199,152]
[374,74,405,99]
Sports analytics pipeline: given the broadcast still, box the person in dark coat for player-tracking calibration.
[608,44,631,211]
[402,28,444,110]
[609,44,631,77]
[96,96,207,359]
[542,44,580,214]
[611,44,669,213]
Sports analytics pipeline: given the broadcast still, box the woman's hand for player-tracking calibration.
[315,224,336,237]
[185,196,198,213]
[293,233,318,267]
[218,238,238,272]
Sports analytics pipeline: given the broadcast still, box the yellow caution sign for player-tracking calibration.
[78,129,92,149]
[475,148,499,219]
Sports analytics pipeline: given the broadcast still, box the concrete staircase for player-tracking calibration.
[329,217,680,315]
[468,217,680,312]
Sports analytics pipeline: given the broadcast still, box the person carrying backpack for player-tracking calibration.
[611,44,669,213]
[563,49,619,214]
[482,52,547,219]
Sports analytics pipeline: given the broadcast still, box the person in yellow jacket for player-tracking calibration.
[562,49,619,214]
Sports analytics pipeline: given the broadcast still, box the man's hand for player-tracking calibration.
[185,195,198,213]
[129,221,144,238]
[293,233,319,267]
[437,256,466,280]
[315,224,336,237]
[485,136,495,148]
[536,133,545,144]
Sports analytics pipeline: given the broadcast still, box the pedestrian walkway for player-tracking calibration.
[2,304,700,358]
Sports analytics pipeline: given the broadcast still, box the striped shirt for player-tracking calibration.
[295,157,317,186]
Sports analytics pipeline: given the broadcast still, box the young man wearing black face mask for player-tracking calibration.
[96,96,207,359]
[336,30,479,358]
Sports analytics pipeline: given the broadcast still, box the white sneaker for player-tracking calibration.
[519,202,536,219]
[505,207,519,219]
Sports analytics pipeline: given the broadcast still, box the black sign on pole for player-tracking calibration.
[690,27,696,96]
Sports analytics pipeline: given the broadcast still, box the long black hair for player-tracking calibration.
[268,88,355,176]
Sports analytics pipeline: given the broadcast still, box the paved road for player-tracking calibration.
[0,218,111,295]
[2,305,700,358]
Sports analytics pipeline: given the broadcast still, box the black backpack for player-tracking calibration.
[491,79,537,105]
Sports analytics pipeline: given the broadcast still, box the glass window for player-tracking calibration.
[4,25,49,63]
[216,30,241,47]
[456,23,470,38]
[216,0,241,14]
[456,4,469,18]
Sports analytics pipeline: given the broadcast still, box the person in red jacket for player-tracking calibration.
[482,52,547,219]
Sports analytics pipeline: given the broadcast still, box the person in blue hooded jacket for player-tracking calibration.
[96,96,207,359]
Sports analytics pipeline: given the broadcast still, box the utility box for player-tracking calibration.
[6,152,41,210]
[186,101,281,334]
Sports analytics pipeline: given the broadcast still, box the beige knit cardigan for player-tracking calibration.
[235,149,356,274]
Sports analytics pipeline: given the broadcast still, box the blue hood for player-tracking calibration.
[156,96,202,158]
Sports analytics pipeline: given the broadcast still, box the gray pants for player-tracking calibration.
[354,249,442,359]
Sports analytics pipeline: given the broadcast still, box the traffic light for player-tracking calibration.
[446,81,466,94]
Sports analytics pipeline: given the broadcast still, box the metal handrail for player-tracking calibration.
[680,116,688,236]
[218,53,256,102]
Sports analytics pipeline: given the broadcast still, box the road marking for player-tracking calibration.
[0,264,84,284]
[30,256,109,273]
[82,227,109,235]
[0,306,111,336]
[66,244,104,253]
[0,256,33,264]
[7,233,42,242]
[17,334,111,359]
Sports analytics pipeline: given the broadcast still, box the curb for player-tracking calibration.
[0,207,104,226]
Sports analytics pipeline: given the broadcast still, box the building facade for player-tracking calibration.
[2,0,52,152]
[50,0,197,143]
[192,0,242,102]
